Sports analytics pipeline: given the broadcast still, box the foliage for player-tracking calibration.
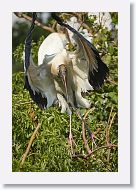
[12,12,118,172]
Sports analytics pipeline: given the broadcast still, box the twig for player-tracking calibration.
[74,107,118,160]
[106,110,116,163]
[106,106,113,145]
[52,20,57,30]
[20,122,41,167]
[107,106,113,125]
[94,128,102,135]
[107,77,118,85]
[75,110,91,154]
[90,144,117,156]
[72,144,118,159]
[83,107,95,120]
[107,149,111,163]
[82,119,92,154]
[107,112,116,145]
[14,12,55,33]
[76,108,95,155]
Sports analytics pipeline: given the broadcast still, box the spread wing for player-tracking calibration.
[24,13,57,109]
[51,13,109,90]
[79,38,109,89]
[24,59,57,109]
[63,24,109,90]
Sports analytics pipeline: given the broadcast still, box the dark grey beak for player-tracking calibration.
[59,65,68,101]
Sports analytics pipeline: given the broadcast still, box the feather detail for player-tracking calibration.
[24,75,47,109]
[51,14,109,89]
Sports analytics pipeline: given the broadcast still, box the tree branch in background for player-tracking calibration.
[72,144,118,159]
[14,12,55,33]
[14,12,94,37]
[73,107,118,160]
[75,108,95,155]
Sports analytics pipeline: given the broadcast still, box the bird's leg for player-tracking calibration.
[68,113,74,154]
[69,113,72,139]
[68,113,77,155]
[68,114,73,152]
[83,108,98,150]
[85,126,97,150]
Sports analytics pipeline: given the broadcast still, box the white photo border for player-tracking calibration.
[0,0,130,184]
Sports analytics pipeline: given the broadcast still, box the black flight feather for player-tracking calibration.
[88,56,109,89]
[24,12,47,109]
[25,13,37,71]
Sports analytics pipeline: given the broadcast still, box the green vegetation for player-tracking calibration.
[12,12,118,172]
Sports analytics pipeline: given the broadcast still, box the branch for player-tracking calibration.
[72,144,118,159]
[74,107,118,160]
[20,122,41,167]
[20,108,41,167]
[82,119,92,154]
[106,108,116,163]
[106,112,116,145]
[75,108,95,155]
[14,12,55,33]
[107,77,118,85]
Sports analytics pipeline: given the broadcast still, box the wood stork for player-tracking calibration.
[24,13,109,152]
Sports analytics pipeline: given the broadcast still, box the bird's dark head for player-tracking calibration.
[58,64,67,79]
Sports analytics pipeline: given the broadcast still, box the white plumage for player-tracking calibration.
[24,13,109,151]
[25,30,94,114]
[24,16,109,116]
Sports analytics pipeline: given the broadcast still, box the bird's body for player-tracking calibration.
[26,30,103,114]
[24,13,109,154]
[38,32,68,66]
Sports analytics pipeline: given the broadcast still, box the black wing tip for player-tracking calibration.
[24,75,47,109]
[89,59,109,90]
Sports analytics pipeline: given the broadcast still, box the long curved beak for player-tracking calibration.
[59,65,69,101]
[62,73,69,101]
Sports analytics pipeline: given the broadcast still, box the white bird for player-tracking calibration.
[24,13,109,152]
